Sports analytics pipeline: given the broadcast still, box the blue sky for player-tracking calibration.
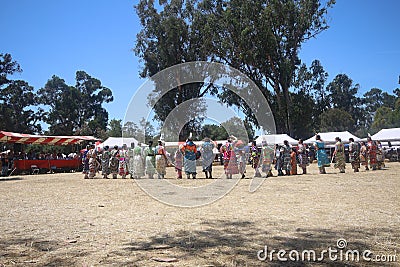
[2,0,399,127]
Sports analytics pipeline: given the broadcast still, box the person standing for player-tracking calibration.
[87,144,97,178]
[237,143,247,179]
[130,142,145,178]
[360,141,369,171]
[348,138,360,172]
[109,145,120,179]
[376,140,384,169]
[297,139,309,174]
[155,140,167,179]
[101,146,111,178]
[1,153,9,176]
[261,141,274,178]
[181,133,197,179]
[250,141,261,177]
[367,137,378,170]
[281,140,292,176]
[174,148,183,179]
[201,138,215,179]
[82,145,90,179]
[290,148,298,175]
[274,144,284,176]
[313,135,330,174]
[220,136,239,179]
[333,137,346,173]
[118,144,129,178]
[144,141,156,179]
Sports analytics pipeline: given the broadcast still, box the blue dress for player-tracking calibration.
[315,141,330,167]
[182,141,197,174]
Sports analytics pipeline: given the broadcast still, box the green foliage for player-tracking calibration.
[196,0,335,134]
[134,0,336,136]
[108,119,122,137]
[323,74,368,131]
[199,117,254,142]
[319,108,354,132]
[123,118,155,144]
[38,71,113,136]
[0,53,43,133]
[221,117,254,142]
[135,0,209,138]
[0,53,22,86]
[292,59,329,136]
[200,124,228,141]
[371,105,400,133]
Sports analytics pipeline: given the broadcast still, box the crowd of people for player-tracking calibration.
[0,150,79,176]
[81,133,395,179]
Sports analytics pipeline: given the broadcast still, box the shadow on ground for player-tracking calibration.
[117,219,398,266]
[0,221,398,266]
[0,177,24,182]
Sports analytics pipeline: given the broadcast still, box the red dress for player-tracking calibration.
[220,142,239,175]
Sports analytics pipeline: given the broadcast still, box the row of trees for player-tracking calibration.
[2,0,400,141]
[1,50,398,142]
[0,53,113,139]
[134,0,400,140]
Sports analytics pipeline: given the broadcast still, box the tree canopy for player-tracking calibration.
[38,71,113,137]
[0,53,43,133]
[134,0,336,139]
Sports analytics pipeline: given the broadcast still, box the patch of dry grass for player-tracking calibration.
[0,162,399,266]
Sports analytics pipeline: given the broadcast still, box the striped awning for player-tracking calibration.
[0,131,99,145]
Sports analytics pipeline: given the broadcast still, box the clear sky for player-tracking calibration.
[2,0,399,126]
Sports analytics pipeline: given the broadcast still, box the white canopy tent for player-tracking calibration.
[304,131,360,145]
[100,137,139,149]
[255,134,298,146]
[370,128,400,142]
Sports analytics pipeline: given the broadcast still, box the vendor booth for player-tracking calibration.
[0,131,99,175]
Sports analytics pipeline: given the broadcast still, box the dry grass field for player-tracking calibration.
[0,162,399,266]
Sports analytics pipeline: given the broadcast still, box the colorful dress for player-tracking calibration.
[250,144,261,177]
[297,144,309,169]
[101,149,111,178]
[360,144,369,168]
[174,149,183,179]
[87,148,97,178]
[367,141,378,170]
[349,141,360,172]
[155,144,167,178]
[220,142,239,176]
[118,149,129,178]
[261,145,273,175]
[201,140,215,173]
[109,148,120,178]
[144,146,156,177]
[334,141,346,172]
[181,141,197,176]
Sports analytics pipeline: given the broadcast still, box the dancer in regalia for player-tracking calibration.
[181,133,197,179]
[201,137,215,179]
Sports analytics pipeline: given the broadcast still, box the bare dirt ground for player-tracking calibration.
[0,162,399,267]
